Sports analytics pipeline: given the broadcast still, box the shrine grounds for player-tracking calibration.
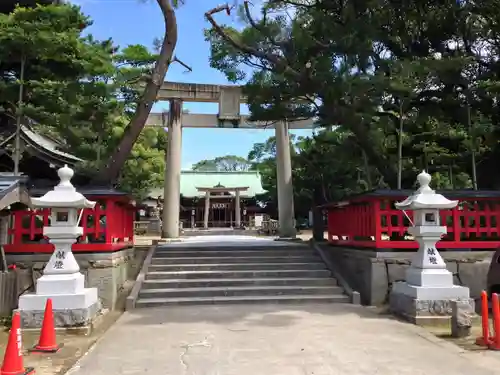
[2,234,500,375]
[0,288,127,375]
[28,304,500,375]
[2,296,500,374]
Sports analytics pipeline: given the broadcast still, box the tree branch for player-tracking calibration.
[93,0,178,185]
[243,1,281,47]
[204,3,302,79]
[172,56,192,72]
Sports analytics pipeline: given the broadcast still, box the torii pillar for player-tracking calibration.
[162,99,183,238]
[275,121,296,238]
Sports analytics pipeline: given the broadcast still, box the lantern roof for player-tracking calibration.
[30,165,96,209]
[395,171,459,210]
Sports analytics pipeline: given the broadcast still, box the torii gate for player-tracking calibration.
[147,81,314,239]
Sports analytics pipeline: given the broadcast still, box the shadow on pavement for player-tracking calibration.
[123,303,390,328]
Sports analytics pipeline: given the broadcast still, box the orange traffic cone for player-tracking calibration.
[1,312,34,375]
[30,299,60,353]
[489,293,500,350]
[476,290,493,346]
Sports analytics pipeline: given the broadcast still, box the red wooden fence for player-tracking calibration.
[323,190,500,250]
[3,194,135,254]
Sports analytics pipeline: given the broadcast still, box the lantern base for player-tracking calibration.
[392,280,470,300]
[389,290,475,326]
[36,272,85,295]
[18,288,100,329]
[405,267,454,288]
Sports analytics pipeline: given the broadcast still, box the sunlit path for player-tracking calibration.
[66,304,500,375]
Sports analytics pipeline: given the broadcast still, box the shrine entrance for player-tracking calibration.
[149,81,313,238]
[197,186,245,229]
[211,202,231,227]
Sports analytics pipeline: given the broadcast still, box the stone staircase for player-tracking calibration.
[135,243,349,307]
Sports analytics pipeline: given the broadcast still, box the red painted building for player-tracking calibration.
[0,124,135,256]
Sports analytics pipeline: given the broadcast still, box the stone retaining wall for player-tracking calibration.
[0,270,29,316]
[320,245,494,306]
[5,247,148,310]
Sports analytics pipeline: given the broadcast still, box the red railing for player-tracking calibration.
[324,190,500,250]
[3,195,135,253]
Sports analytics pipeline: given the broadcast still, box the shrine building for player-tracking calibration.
[0,122,136,255]
[0,121,139,311]
[145,171,266,229]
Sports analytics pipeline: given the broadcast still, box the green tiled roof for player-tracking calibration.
[149,171,266,198]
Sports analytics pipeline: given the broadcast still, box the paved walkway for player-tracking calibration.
[133,231,326,246]
[157,234,301,248]
[66,304,500,375]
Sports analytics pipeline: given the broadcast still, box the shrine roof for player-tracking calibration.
[0,175,26,196]
[20,125,83,165]
[29,185,131,198]
[0,123,83,167]
[149,171,266,199]
[0,174,31,211]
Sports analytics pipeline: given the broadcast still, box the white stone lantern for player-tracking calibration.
[18,165,100,328]
[390,171,472,324]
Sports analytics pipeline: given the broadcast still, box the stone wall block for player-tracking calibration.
[313,246,493,307]
[386,259,410,265]
[458,260,491,299]
[451,300,474,338]
[445,261,458,274]
[87,267,118,309]
[370,261,388,306]
[32,262,45,271]
[387,262,408,283]
[7,249,137,310]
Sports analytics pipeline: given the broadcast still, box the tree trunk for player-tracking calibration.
[397,102,404,189]
[312,187,325,241]
[352,126,397,187]
[467,104,478,190]
[14,54,26,176]
[361,149,372,189]
[93,0,178,185]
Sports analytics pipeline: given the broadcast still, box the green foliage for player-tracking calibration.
[204,0,500,215]
[0,3,165,198]
[118,127,166,200]
[192,155,253,172]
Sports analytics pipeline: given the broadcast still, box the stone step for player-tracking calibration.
[156,245,307,252]
[141,277,338,289]
[146,269,332,280]
[147,262,327,272]
[139,285,344,298]
[153,249,314,258]
[150,256,321,265]
[135,294,349,307]
[131,244,350,309]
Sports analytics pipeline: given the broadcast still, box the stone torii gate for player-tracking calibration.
[147,82,314,239]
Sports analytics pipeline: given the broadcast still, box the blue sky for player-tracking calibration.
[72,0,312,169]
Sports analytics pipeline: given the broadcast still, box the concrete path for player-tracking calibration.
[157,234,296,247]
[66,304,500,375]
[133,231,326,246]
